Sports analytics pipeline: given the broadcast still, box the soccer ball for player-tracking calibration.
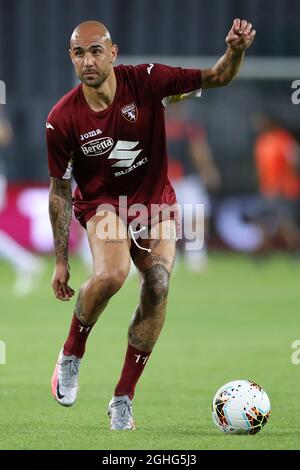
[212,380,271,435]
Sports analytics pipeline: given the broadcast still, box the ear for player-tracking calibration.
[69,49,75,65]
[111,44,118,64]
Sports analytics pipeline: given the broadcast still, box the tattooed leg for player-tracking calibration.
[129,220,176,352]
[128,264,170,352]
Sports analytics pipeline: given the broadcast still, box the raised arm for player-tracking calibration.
[49,176,75,301]
[201,18,256,89]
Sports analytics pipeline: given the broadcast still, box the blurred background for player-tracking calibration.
[0,0,300,451]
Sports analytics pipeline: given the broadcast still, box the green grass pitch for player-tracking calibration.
[0,253,299,450]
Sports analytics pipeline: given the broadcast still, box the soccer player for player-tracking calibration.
[47,19,255,430]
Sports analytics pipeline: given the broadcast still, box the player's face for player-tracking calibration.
[70,34,118,88]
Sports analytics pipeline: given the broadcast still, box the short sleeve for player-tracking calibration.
[145,63,202,100]
[46,117,73,179]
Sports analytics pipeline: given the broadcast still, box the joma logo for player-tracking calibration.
[80,128,102,141]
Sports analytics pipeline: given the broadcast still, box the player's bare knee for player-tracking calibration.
[91,269,128,299]
[143,264,169,305]
[102,270,128,296]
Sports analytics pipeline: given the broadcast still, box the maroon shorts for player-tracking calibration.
[73,182,180,234]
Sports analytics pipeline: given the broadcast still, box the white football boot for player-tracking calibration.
[108,395,135,430]
[51,349,80,407]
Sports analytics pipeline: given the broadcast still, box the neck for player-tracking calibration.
[82,70,117,112]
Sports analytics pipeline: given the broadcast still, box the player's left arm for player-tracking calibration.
[201,18,256,89]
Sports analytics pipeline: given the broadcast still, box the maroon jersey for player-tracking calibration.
[46,63,202,227]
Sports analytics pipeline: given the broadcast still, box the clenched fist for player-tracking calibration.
[226,18,256,51]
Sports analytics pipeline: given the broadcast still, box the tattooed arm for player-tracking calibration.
[49,177,75,301]
[202,18,256,89]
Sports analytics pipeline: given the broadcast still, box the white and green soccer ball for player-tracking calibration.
[212,380,271,435]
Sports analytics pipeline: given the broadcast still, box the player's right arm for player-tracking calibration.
[46,108,75,301]
[49,177,75,301]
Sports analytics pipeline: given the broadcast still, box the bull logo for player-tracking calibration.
[121,102,138,123]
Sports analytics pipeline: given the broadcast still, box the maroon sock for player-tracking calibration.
[63,313,95,359]
[114,343,152,400]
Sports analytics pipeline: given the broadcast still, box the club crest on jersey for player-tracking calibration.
[121,102,138,123]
